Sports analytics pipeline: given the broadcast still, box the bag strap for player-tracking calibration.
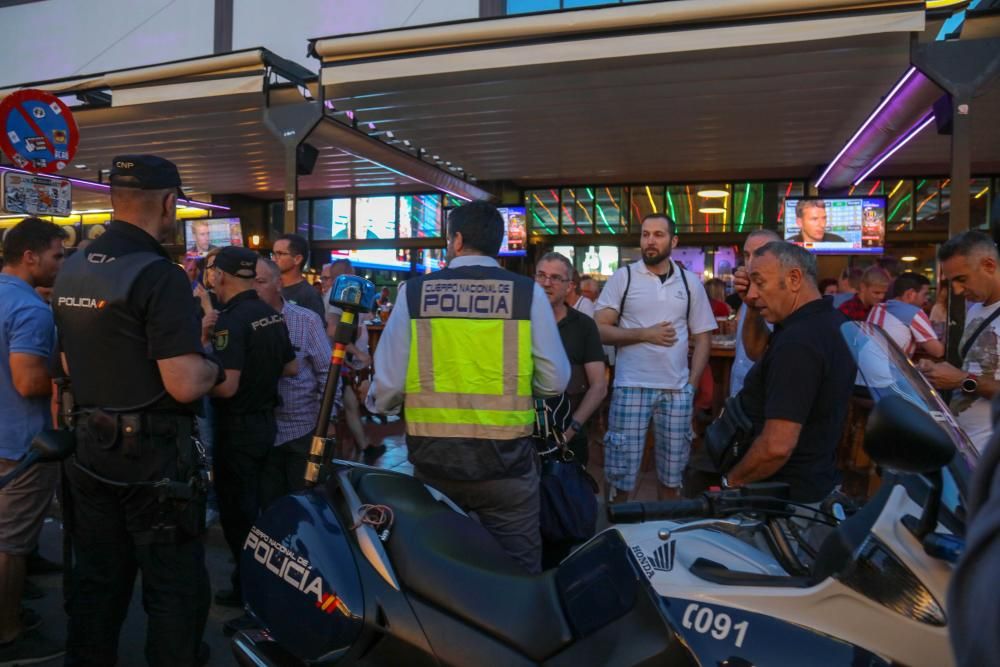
[961,305,1000,360]
[618,264,631,319]
[675,260,691,324]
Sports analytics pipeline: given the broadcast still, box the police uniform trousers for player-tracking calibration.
[213,410,277,597]
[64,414,209,667]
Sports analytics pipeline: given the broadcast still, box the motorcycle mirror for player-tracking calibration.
[864,394,955,474]
[29,429,77,462]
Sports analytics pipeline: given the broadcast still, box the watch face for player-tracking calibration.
[962,378,978,393]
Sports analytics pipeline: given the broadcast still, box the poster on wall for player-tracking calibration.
[1,171,71,216]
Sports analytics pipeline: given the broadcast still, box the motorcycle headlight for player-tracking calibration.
[837,536,946,626]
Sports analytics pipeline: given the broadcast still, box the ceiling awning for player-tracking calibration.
[0,50,489,206]
[311,0,941,185]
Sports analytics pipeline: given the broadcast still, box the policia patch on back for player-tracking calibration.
[420,279,514,319]
[214,329,229,351]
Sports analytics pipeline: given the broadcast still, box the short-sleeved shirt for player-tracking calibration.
[952,301,1000,454]
[282,280,326,323]
[571,295,596,318]
[0,275,56,460]
[595,260,716,390]
[866,300,938,358]
[211,290,296,415]
[544,307,605,430]
[55,220,205,412]
[738,297,856,502]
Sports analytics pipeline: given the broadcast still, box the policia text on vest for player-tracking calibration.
[420,278,514,318]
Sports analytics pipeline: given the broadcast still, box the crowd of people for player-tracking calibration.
[1,153,998,665]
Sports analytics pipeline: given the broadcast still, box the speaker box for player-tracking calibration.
[296,142,319,175]
[933,95,953,135]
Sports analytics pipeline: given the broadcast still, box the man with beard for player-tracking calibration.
[595,214,716,501]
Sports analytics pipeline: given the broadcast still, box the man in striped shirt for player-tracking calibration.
[254,258,331,503]
[866,272,943,359]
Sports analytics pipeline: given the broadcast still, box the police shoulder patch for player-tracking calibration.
[214,329,229,351]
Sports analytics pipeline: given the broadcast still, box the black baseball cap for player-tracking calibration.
[214,246,258,279]
[110,154,186,199]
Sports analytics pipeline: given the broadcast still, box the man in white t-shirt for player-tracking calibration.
[920,231,1000,455]
[866,272,943,360]
[596,214,716,500]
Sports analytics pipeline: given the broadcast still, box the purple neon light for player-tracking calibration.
[815,66,917,189]
[852,112,935,186]
[0,165,230,211]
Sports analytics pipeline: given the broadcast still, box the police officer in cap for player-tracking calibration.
[52,155,224,666]
[207,246,296,634]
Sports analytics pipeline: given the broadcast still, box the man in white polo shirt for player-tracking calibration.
[596,214,716,500]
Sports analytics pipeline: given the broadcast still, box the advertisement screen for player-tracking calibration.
[185,218,243,257]
[497,206,527,257]
[784,197,885,255]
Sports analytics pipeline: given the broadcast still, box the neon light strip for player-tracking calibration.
[888,180,904,198]
[815,67,917,189]
[589,188,614,233]
[737,182,751,232]
[867,180,882,196]
[645,186,658,214]
[604,187,620,210]
[889,192,913,222]
[530,210,553,234]
[916,189,939,213]
[0,165,229,211]
[666,190,677,222]
[848,185,857,196]
[531,193,558,229]
[975,186,990,199]
[686,185,693,224]
[853,113,936,185]
[551,188,582,234]
[777,181,794,222]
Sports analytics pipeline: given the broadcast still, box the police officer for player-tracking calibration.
[51,155,223,667]
[369,201,570,573]
[206,246,296,634]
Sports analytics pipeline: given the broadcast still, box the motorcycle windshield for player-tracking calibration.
[840,321,977,508]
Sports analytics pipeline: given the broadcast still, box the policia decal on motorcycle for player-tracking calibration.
[243,526,352,617]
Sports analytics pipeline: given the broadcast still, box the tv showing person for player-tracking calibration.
[187,219,217,257]
[786,199,846,243]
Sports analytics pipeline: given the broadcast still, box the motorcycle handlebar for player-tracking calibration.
[607,497,711,524]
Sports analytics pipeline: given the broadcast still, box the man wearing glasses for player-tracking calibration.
[534,253,607,467]
[271,233,326,322]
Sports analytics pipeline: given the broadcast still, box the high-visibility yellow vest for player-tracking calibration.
[403,264,535,441]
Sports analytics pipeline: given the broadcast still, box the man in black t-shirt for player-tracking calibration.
[207,247,296,633]
[727,241,855,503]
[535,253,607,466]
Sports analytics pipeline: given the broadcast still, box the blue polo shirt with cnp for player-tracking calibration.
[0,274,55,460]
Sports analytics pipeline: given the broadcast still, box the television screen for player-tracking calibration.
[497,206,527,257]
[783,197,885,255]
[184,218,243,257]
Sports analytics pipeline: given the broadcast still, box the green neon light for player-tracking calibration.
[737,183,751,232]
[530,210,554,234]
[588,188,616,233]
[666,190,677,221]
[888,192,913,222]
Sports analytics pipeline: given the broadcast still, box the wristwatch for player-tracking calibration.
[569,419,583,433]
[961,374,979,394]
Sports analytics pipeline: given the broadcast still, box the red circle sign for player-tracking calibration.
[0,89,80,174]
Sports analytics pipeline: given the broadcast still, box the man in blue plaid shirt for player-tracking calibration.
[254,258,331,503]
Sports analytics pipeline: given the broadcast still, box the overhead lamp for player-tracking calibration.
[697,189,730,198]
[74,164,88,169]
[699,207,727,214]
[901,256,918,262]
[249,234,261,248]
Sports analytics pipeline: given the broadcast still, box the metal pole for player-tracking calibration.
[948,93,972,236]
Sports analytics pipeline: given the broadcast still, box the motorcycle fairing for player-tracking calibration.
[661,598,891,666]
[242,491,365,662]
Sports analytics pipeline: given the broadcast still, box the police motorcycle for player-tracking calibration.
[231,276,975,667]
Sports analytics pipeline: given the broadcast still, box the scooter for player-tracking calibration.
[231,281,976,666]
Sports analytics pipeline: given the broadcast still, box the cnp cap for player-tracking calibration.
[110,154,185,199]
[214,246,258,279]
